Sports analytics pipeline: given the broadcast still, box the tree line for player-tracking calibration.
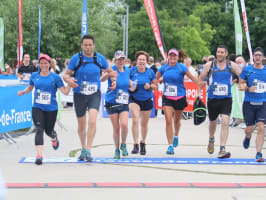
[0,0,265,64]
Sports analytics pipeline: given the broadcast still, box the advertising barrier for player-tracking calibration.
[0,85,32,134]
[154,82,207,112]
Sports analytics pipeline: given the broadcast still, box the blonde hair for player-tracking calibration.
[50,59,57,72]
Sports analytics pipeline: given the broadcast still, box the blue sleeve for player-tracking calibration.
[54,74,64,88]
[68,53,80,71]
[29,72,37,86]
[240,67,248,80]
[158,65,165,74]
[97,53,109,70]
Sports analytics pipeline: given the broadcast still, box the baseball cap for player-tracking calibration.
[168,48,179,56]
[114,50,125,59]
[39,54,51,62]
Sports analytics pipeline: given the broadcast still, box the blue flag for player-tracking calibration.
[38,6,41,58]
[81,0,88,37]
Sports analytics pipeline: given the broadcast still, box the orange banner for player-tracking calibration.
[153,82,207,112]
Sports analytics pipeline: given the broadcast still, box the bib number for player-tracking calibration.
[164,84,177,96]
[23,73,31,81]
[36,91,51,104]
[81,82,98,95]
[213,84,228,96]
[254,82,266,93]
[115,90,129,104]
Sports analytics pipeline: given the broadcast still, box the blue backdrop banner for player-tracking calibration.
[0,85,32,134]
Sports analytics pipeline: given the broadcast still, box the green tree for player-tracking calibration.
[178,15,216,61]
[0,0,122,63]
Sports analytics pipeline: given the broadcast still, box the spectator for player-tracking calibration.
[184,57,197,81]
[17,54,37,80]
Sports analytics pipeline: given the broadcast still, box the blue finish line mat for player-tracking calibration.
[19,157,266,165]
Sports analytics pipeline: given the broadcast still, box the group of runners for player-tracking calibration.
[17,34,265,165]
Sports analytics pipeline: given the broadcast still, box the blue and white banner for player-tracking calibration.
[38,6,41,58]
[81,0,88,37]
[0,85,32,134]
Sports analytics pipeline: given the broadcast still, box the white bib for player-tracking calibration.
[255,82,266,93]
[23,73,31,81]
[81,82,98,95]
[36,91,51,104]
[213,84,228,96]
[116,90,129,104]
[164,84,177,96]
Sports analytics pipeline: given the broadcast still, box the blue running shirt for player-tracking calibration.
[105,65,130,104]
[68,52,108,94]
[240,65,266,102]
[208,64,233,99]
[30,72,64,111]
[159,63,188,97]
[130,66,156,101]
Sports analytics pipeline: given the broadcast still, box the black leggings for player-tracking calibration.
[32,107,58,145]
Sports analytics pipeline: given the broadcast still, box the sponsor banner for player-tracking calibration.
[81,0,88,37]
[233,0,242,55]
[154,83,207,112]
[38,6,41,58]
[231,83,244,119]
[0,85,32,133]
[17,0,23,66]
[185,82,206,112]
[240,0,253,63]
[144,0,167,61]
[20,157,266,165]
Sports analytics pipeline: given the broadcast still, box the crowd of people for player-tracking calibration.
[1,34,264,165]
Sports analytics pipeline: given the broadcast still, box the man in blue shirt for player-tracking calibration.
[199,45,241,159]
[63,35,117,162]
[239,47,266,162]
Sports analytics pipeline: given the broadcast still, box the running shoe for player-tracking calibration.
[207,137,215,154]
[131,144,139,154]
[114,149,120,159]
[243,137,250,149]
[84,149,93,162]
[52,137,59,150]
[166,145,174,155]
[78,148,86,161]
[256,152,264,162]
[217,150,231,159]
[173,136,179,148]
[120,144,128,156]
[35,155,43,165]
[140,142,146,155]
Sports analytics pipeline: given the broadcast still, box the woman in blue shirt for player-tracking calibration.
[129,51,157,155]
[102,50,130,159]
[18,54,71,165]
[157,48,204,155]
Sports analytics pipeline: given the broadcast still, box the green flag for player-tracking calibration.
[0,17,4,72]
[232,0,244,120]
[234,0,242,55]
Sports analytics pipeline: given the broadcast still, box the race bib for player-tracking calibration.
[23,73,31,81]
[213,84,228,96]
[164,84,177,96]
[36,91,51,104]
[116,90,129,104]
[254,82,266,93]
[80,82,98,95]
